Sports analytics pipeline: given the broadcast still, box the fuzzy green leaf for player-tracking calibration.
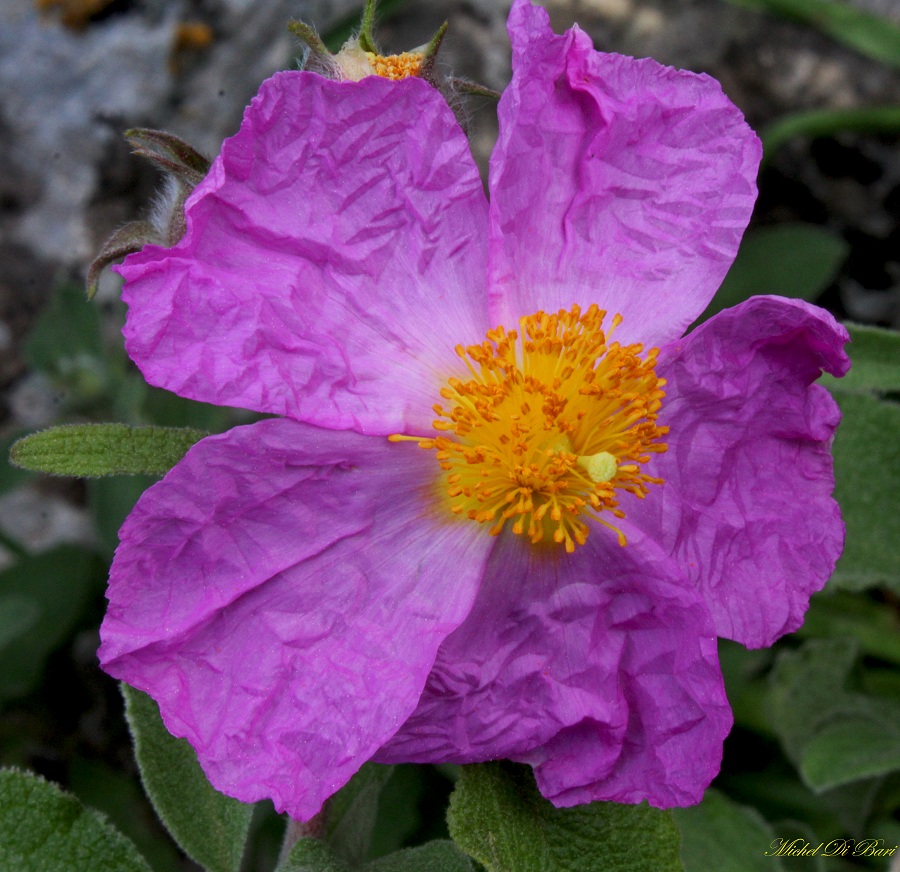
[280,838,476,872]
[798,592,900,665]
[366,840,475,871]
[279,838,351,872]
[447,761,683,872]
[820,322,900,396]
[10,423,207,477]
[122,684,254,872]
[767,639,900,792]
[323,763,394,866]
[673,789,784,871]
[0,546,96,703]
[828,391,900,591]
[696,224,848,324]
[0,767,152,872]
[819,323,900,591]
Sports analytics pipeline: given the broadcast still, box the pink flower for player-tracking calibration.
[99,0,848,820]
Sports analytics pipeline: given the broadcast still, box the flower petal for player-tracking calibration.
[118,72,489,435]
[99,419,491,820]
[629,296,850,649]
[487,0,761,347]
[375,524,729,808]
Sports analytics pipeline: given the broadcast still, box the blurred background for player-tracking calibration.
[0,0,897,869]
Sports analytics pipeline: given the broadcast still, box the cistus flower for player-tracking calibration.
[99,0,849,821]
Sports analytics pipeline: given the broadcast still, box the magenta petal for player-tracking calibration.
[118,72,489,434]
[488,0,761,347]
[99,419,491,820]
[376,525,729,809]
[629,296,850,649]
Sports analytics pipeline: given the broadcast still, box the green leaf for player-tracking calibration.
[370,765,427,858]
[827,391,900,591]
[366,840,475,871]
[121,684,254,872]
[10,424,207,477]
[696,224,848,324]
[801,722,900,793]
[722,0,900,68]
[68,757,186,872]
[673,789,785,871]
[820,323,900,396]
[717,641,776,738]
[279,838,351,872]
[0,433,35,495]
[322,763,394,865]
[761,107,900,164]
[767,639,900,792]
[797,593,900,665]
[25,284,105,373]
[0,767,152,872]
[0,594,40,649]
[447,761,683,872]
[0,546,96,703]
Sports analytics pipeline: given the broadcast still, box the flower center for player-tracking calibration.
[365,51,423,79]
[391,305,668,552]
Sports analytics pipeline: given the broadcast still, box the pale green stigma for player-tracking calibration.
[578,451,618,484]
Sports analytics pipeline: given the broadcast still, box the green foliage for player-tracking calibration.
[322,763,395,866]
[0,546,96,703]
[0,434,35,495]
[761,107,900,164]
[798,592,900,666]
[767,639,900,793]
[280,838,352,872]
[121,684,255,872]
[447,761,682,872]
[673,789,784,872]
[10,423,207,477]
[67,757,186,872]
[696,224,847,324]
[280,837,475,872]
[822,322,900,396]
[365,840,475,871]
[0,767,152,872]
[829,393,900,590]
[274,764,398,870]
[25,284,106,375]
[821,324,900,591]
[723,0,900,68]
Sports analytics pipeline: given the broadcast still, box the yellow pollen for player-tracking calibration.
[364,51,423,80]
[393,305,668,552]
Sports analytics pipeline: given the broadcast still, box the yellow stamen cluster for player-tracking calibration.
[365,51,423,79]
[392,305,668,552]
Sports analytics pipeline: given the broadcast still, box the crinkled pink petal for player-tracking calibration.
[487,0,761,347]
[117,72,489,435]
[99,419,491,820]
[628,296,850,649]
[375,523,729,809]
